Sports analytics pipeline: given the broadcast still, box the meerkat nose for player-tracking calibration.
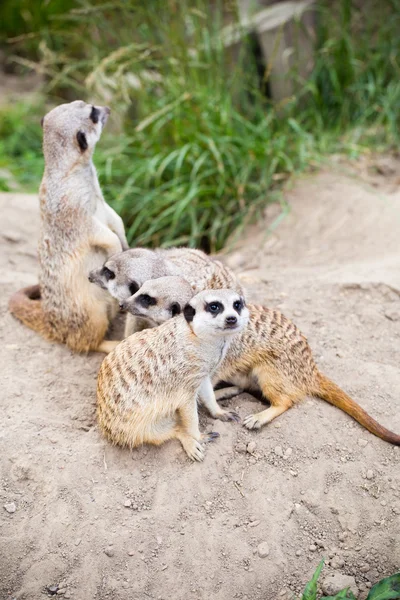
[225,316,237,326]
[119,301,126,311]
[104,106,111,115]
[88,273,93,282]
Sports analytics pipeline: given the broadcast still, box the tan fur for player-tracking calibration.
[9,100,128,353]
[126,277,400,446]
[97,290,249,460]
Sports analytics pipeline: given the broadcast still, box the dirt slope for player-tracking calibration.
[1,165,399,600]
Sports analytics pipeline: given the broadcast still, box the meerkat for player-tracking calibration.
[121,276,400,446]
[9,100,129,353]
[88,246,243,337]
[97,289,249,460]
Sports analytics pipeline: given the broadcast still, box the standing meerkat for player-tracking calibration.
[9,100,128,353]
[121,276,400,446]
[88,246,244,337]
[97,289,249,460]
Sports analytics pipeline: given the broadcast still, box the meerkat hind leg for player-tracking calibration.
[199,378,240,422]
[243,366,301,430]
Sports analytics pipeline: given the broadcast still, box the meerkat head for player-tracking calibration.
[121,276,195,326]
[88,248,167,303]
[183,289,249,339]
[41,100,110,166]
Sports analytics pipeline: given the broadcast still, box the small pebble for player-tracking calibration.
[257,542,270,558]
[274,445,284,457]
[295,550,302,557]
[3,502,16,514]
[385,308,400,321]
[247,441,256,454]
[104,547,114,557]
[128,550,135,556]
[46,585,59,595]
[124,499,132,508]
[249,520,260,528]
[283,448,293,460]
[309,544,317,552]
[358,439,368,448]
[366,470,375,480]
[236,443,247,453]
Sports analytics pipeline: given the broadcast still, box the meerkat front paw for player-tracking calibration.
[243,414,262,430]
[214,409,240,423]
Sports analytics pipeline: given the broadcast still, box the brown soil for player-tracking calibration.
[1,162,399,600]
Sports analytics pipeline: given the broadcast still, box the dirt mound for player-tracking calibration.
[1,165,399,600]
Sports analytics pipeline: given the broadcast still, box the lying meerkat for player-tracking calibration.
[88,246,243,337]
[121,276,400,446]
[9,100,128,353]
[97,289,249,461]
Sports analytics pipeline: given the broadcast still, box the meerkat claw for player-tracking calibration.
[202,431,220,442]
[227,410,241,422]
[184,440,205,462]
[243,414,261,430]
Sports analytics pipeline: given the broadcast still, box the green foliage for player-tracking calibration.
[0,100,44,188]
[300,563,400,600]
[367,573,400,600]
[302,560,325,600]
[322,591,356,600]
[0,0,400,249]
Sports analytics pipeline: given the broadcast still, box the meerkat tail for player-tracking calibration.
[8,284,51,338]
[315,373,400,445]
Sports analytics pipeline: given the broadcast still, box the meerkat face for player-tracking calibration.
[183,289,249,339]
[88,248,165,303]
[121,276,195,326]
[41,100,110,163]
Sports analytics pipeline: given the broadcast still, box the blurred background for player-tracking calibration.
[0,0,399,251]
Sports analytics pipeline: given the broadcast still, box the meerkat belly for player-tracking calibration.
[41,242,114,326]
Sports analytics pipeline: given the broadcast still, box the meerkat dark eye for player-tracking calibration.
[170,302,181,317]
[233,300,243,314]
[76,130,88,152]
[137,294,157,308]
[205,301,223,315]
[90,106,100,124]
[103,266,115,281]
[128,281,139,295]
[183,304,196,323]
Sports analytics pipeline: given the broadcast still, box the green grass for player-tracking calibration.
[1,0,400,250]
[299,561,400,600]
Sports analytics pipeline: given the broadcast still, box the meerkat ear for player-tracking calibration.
[183,304,195,323]
[76,130,88,152]
[40,116,45,128]
[170,302,181,317]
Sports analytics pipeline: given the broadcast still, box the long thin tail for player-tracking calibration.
[8,284,52,339]
[315,373,400,445]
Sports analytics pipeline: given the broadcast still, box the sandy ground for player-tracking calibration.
[1,163,400,600]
